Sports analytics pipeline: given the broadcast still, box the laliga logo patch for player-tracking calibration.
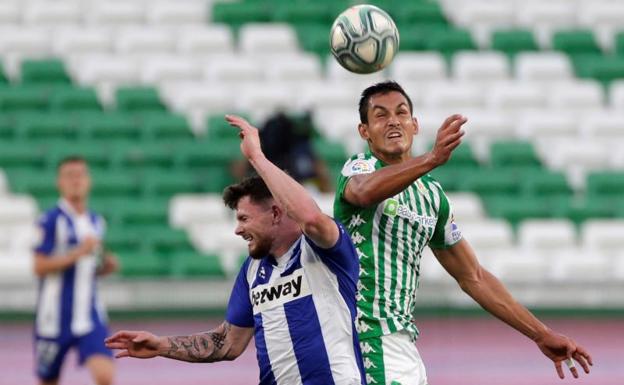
[350,160,373,174]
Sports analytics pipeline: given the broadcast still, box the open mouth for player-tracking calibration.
[387,131,402,140]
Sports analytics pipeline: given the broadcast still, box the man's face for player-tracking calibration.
[359,91,418,159]
[57,161,91,201]
[234,196,275,259]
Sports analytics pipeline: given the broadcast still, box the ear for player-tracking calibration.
[412,116,419,136]
[357,123,370,141]
[271,205,283,225]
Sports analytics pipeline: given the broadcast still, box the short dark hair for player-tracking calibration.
[57,155,87,171]
[358,81,413,124]
[222,175,273,210]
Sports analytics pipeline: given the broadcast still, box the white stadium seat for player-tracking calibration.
[114,28,175,54]
[326,57,388,84]
[487,249,551,283]
[235,83,296,117]
[0,195,38,226]
[313,106,359,143]
[460,110,513,144]
[0,28,52,77]
[452,1,515,29]
[422,81,484,110]
[264,54,322,83]
[537,138,609,172]
[0,170,8,195]
[389,52,447,84]
[612,253,624,281]
[139,55,201,84]
[0,250,34,284]
[146,1,207,26]
[204,55,265,83]
[296,82,359,110]
[518,219,577,254]
[515,52,573,83]
[169,194,231,229]
[86,1,145,26]
[516,1,576,44]
[579,111,624,140]
[451,51,510,83]
[419,247,456,284]
[446,192,485,222]
[547,81,605,110]
[551,251,611,282]
[0,2,19,24]
[23,1,82,25]
[609,80,624,109]
[176,25,234,55]
[71,55,140,86]
[460,219,514,254]
[581,220,624,256]
[162,82,235,116]
[238,24,299,55]
[484,82,545,110]
[514,111,579,139]
[578,1,624,30]
[53,28,113,55]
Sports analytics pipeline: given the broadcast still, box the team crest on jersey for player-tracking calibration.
[250,269,311,314]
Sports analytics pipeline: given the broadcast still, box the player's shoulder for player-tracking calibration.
[341,152,379,177]
[37,206,63,227]
[420,173,444,191]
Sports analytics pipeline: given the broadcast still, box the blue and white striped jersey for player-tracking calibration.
[226,221,365,385]
[34,200,107,339]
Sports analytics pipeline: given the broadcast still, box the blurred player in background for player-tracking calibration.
[334,81,593,385]
[33,156,118,385]
[105,115,365,385]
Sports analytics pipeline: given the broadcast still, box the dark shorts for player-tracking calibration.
[34,324,112,381]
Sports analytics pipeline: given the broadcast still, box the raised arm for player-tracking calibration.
[225,114,339,248]
[344,114,466,207]
[431,239,593,379]
[105,321,254,363]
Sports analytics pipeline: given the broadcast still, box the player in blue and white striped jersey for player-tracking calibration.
[33,156,119,385]
[106,115,366,385]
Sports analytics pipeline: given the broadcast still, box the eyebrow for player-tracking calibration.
[371,102,409,111]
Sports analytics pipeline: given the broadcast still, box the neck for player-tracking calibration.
[65,197,87,214]
[270,229,302,259]
[370,147,411,165]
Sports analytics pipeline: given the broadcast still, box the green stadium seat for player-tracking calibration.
[115,87,166,113]
[21,59,71,85]
[147,228,196,257]
[206,114,243,140]
[491,29,538,56]
[429,166,474,192]
[8,172,58,201]
[424,28,476,58]
[111,142,174,170]
[552,29,601,56]
[104,228,145,255]
[118,253,169,278]
[295,23,332,57]
[16,113,77,140]
[490,141,541,168]
[81,112,141,140]
[444,141,480,168]
[175,139,243,168]
[0,114,15,139]
[586,171,624,199]
[398,24,448,51]
[141,169,199,197]
[212,2,271,25]
[49,87,101,112]
[0,141,46,170]
[391,2,448,26]
[195,166,236,193]
[485,196,552,226]
[0,86,49,112]
[0,63,8,84]
[170,252,226,278]
[552,197,614,224]
[45,140,113,170]
[273,2,332,24]
[521,170,572,198]
[615,31,624,56]
[458,168,520,197]
[90,172,141,199]
[139,112,193,140]
[116,200,169,227]
[313,139,347,165]
[572,54,624,85]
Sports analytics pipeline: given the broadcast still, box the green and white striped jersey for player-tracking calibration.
[334,151,462,340]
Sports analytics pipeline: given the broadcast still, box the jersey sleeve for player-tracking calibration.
[225,259,254,328]
[336,156,377,203]
[34,212,56,256]
[429,188,463,249]
[304,220,358,274]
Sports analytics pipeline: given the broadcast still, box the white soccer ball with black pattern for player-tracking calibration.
[330,4,399,74]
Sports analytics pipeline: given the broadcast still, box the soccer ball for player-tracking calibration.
[330,4,399,74]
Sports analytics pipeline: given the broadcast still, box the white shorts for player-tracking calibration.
[360,330,428,385]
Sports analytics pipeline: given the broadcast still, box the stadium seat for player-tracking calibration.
[141,170,199,197]
[104,228,144,255]
[21,59,72,84]
[46,141,113,171]
[52,28,113,55]
[72,55,140,88]
[212,1,271,26]
[460,219,514,253]
[517,219,577,253]
[586,171,624,200]
[272,2,332,25]
[170,252,226,278]
[90,172,141,199]
[23,1,82,25]
[485,82,544,110]
[175,25,234,55]
[550,251,611,282]
[118,253,169,278]
[0,86,50,112]
[581,220,624,256]
[115,86,166,112]
[514,52,573,82]
[423,28,477,58]
[451,51,510,83]
[578,1,624,31]
[86,2,145,26]
[0,141,46,170]
[521,169,572,198]
[551,29,602,56]
[146,1,207,25]
[446,192,486,222]
[149,227,197,258]
[552,197,614,224]
[491,29,539,56]
[515,1,576,32]
[235,83,296,116]
[389,52,447,85]
[239,23,299,55]
[539,139,609,176]
[460,110,512,143]
[140,56,201,85]
[139,112,192,140]
[204,55,265,83]
[0,1,19,24]
[114,27,176,54]
[452,1,515,31]
[0,114,13,140]
[573,55,624,86]
[81,112,141,140]
[110,141,174,170]
[421,81,483,110]
[514,111,579,139]
[17,113,77,140]
[459,168,520,197]
[579,111,624,140]
[116,200,169,228]
[485,195,552,226]
[489,140,541,168]
[391,2,448,26]
[8,172,58,202]
[0,195,38,225]
[265,54,322,82]
[169,194,231,228]
[488,249,551,283]
[295,23,331,57]
[0,28,52,77]
[49,87,102,112]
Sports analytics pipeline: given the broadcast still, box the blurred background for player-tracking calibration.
[0,0,623,384]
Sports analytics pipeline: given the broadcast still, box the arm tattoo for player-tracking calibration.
[162,322,232,363]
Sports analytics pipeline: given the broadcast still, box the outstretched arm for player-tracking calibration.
[432,239,593,379]
[225,114,339,248]
[344,114,466,207]
[105,321,254,363]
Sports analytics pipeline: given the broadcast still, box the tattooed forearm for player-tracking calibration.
[161,322,231,363]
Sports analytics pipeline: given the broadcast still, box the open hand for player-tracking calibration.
[535,331,593,379]
[225,115,264,161]
[429,114,467,167]
[105,330,166,359]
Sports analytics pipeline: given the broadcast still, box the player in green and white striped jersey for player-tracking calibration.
[334,81,593,385]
